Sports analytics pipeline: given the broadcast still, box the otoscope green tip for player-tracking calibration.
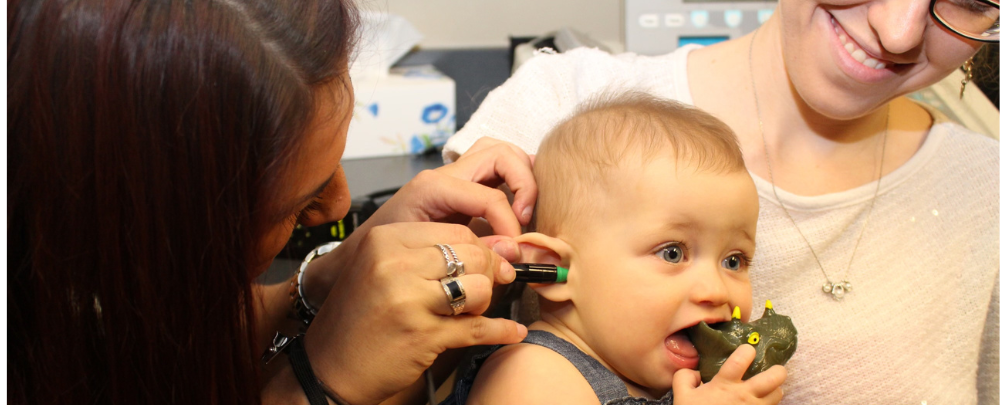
[556,266,569,283]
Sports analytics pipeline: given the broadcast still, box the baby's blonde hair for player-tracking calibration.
[533,90,746,235]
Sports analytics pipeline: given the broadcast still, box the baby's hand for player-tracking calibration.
[672,344,786,405]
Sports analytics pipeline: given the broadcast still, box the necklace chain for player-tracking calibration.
[748,29,889,301]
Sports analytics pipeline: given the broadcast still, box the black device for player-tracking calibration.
[280,187,399,260]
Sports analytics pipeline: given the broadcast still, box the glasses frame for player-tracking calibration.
[930,0,1000,43]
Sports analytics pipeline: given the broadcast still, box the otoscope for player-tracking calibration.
[511,263,569,283]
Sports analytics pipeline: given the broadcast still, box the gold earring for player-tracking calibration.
[960,57,974,100]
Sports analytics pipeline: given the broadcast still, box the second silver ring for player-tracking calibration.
[435,243,465,278]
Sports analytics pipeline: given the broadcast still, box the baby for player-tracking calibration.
[447,91,785,404]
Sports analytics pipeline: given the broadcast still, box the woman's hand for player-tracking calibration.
[301,222,528,405]
[269,138,537,404]
[302,138,537,307]
[672,345,786,405]
[362,137,537,259]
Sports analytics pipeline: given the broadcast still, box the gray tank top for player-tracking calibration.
[442,330,674,405]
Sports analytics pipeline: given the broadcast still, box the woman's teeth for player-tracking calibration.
[838,33,886,70]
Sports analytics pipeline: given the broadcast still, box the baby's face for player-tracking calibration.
[562,156,758,398]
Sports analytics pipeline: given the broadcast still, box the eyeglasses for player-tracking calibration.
[931,0,999,42]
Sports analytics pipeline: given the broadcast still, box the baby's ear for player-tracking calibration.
[514,232,574,303]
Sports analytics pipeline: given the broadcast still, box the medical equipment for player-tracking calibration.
[624,0,775,55]
[512,264,570,283]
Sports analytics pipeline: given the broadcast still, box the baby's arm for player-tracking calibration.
[673,345,786,405]
[467,343,600,405]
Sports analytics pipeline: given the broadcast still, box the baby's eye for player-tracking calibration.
[657,244,685,263]
[721,254,744,271]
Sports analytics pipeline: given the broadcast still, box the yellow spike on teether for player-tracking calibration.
[732,306,741,320]
[765,300,773,310]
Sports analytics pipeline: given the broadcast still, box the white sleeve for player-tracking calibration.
[441,50,581,163]
[440,46,692,163]
[979,272,999,405]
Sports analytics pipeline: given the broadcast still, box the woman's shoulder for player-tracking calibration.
[886,100,997,181]
[443,46,698,160]
[934,121,999,146]
[929,121,999,171]
[526,44,690,65]
[466,342,599,405]
[914,98,998,149]
[559,45,694,66]
[513,45,696,91]
[905,121,999,213]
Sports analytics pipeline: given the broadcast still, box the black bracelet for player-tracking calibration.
[287,335,350,405]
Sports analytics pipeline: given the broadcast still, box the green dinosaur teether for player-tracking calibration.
[686,300,797,382]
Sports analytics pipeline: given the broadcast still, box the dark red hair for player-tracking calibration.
[8,1,357,403]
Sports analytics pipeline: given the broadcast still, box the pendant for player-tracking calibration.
[822,281,853,300]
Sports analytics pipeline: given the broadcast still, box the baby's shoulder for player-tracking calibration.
[466,342,600,405]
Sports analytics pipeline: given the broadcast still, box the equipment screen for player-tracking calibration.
[678,36,730,47]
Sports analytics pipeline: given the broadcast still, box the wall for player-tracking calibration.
[368,0,624,50]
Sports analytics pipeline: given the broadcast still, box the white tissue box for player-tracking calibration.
[344,65,456,160]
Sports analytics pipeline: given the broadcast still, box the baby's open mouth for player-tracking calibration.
[665,330,698,358]
[664,330,699,369]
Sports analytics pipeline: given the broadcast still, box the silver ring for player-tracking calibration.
[435,244,465,277]
[440,277,466,315]
[443,244,465,277]
[435,244,455,277]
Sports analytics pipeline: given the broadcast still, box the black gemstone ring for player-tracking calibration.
[440,277,466,315]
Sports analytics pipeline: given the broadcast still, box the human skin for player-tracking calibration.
[255,79,356,269]
[549,161,758,399]
[253,76,540,404]
[468,156,785,404]
[687,0,985,197]
[778,0,981,119]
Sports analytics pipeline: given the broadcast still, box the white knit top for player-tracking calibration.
[443,46,1000,405]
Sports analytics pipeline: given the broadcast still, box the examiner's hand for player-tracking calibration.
[302,222,528,405]
[672,344,786,405]
[282,139,536,404]
[362,137,537,262]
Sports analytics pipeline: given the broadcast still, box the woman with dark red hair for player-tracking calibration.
[8,1,536,404]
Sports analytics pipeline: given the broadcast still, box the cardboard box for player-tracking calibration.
[344,65,455,160]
